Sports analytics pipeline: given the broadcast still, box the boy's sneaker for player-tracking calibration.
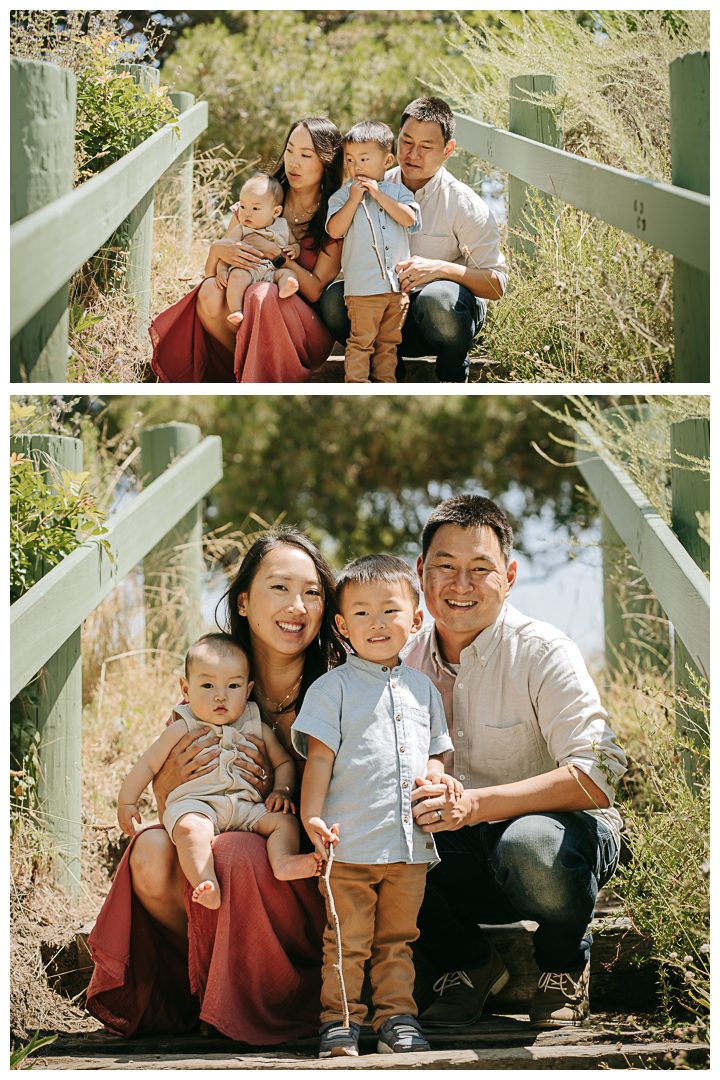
[318,1019,361,1057]
[377,1014,431,1054]
[529,961,590,1027]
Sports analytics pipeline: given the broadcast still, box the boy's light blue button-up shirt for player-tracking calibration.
[292,653,453,866]
[326,181,421,296]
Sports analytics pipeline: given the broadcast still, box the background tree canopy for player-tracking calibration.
[103,395,593,566]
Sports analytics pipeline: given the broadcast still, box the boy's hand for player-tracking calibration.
[357,176,380,198]
[265,790,296,814]
[439,773,464,800]
[305,816,338,858]
[215,262,229,289]
[348,179,365,203]
[118,802,142,837]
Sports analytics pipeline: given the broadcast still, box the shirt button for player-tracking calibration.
[382,225,386,229]
[402,781,408,788]
[457,730,464,737]
[382,667,388,672]
[459,774,466,781]
[400,746,406,753]
[396,715,402,721]
[480,655,486,662]
[404,816,409,823]
[391,683,396,688]
[458,682,464,689]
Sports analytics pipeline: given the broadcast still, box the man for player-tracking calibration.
[318,97,507,383]
[402,495,626,1027]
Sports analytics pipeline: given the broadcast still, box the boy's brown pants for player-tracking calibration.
[318,861,427,1031]
[344,293,410,383]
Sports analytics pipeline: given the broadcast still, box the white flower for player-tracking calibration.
[668,952,678,960]
[683,955,693,964]
[700,943,710,954]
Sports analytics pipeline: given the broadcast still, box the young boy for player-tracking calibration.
[326,122,421,383]
[292,555,462,1057]
[215,173,301,325]
[117,633,321,910]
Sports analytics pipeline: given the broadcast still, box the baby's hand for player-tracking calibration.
[281,245,300,260]
[358,176,380,198]
[118,802,142,837]
[215,262,229,289]
[266,790,295,814]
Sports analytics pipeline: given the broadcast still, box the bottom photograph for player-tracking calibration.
[10,393,709,1070]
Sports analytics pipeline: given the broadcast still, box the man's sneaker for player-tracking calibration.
[377,1014,430,1054]
[529,961,590,1028]
[419,945,510,1026]
[318,1020,361,1057]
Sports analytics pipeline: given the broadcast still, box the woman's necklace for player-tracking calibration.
[286,196,320,226]
[254,674,303,731]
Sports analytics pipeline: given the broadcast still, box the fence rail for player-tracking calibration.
[576,422,709,677]
[10,101,208,339]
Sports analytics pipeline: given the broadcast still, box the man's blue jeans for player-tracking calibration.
[417,812,620,975]
[318,279,487,383]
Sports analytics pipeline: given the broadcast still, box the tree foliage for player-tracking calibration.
[105,395,591,566]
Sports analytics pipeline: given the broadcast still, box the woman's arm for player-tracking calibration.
[285,241,343,304]
[257,723,296,812]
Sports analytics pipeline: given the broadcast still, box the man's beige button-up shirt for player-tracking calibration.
[402,603,626,838]
[384,165,508,295]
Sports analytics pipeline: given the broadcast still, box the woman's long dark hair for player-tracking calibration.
[271,117,343,255]
[217,528,346,714]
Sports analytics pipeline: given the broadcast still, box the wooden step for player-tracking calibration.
[310,356,497,383]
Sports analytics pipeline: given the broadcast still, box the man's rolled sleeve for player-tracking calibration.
[291,685,343,758]
[531,640,627,806]
[455,191,508,296]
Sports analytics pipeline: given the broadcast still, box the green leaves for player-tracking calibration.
[11,1030,58,1071]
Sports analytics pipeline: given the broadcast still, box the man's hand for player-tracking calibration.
[411,776,473,832]
[265,790,295,814]
[118,802,142,837]
[396,257,445,293]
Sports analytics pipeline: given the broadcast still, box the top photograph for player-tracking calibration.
[10,9,710,385]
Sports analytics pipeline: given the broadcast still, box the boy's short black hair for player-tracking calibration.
[241,171,285,207]
[185,632,250,679]
[400,96,456,145]
[335,554,419,610]
[343,120,395,156]
[422,495,513,565]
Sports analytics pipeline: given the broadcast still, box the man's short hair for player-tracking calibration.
[185,632,250,679]
[336,554,419,610]
[422,495,513,565]
[241,171,285,206]
[343,120,394,156]
[400,96,456,145]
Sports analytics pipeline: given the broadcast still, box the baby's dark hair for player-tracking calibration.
[335,554,419,610]
[400,96,456,145]
[343,120,394,156]
[185,632,251,679]
[241,171,285,207]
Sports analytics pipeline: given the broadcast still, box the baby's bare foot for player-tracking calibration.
[273,852,323,880]
[192,880,221,908]
[227,311,244,324]
[278,277,299,299]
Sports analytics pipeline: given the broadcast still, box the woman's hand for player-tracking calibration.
[235,733,274,800]
[212,238,278,272]
[411,776,473,832]
[152,727,222,817]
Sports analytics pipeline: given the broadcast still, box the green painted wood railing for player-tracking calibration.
[575,422,709,679]
[10,57,208,378]
[453,51,710,382]
[10,426,223,894]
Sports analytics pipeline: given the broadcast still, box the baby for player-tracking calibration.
[292,555,462,1057]
[326,122,421,383]
[117,633,321,909]
[217,173,301,325]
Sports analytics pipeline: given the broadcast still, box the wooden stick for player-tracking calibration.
[323,829,350,1028]
[360,197,386,280]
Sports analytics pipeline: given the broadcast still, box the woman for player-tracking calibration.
[150,118,344,383]
[87,530,346,1042]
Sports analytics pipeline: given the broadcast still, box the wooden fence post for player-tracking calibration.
[140,424,204,655]
[508,74,563,262]
[670,418,709,776]
[10,58,76,382]
[10,434,83,896]
[670,51,710,383]
[156,91,196,254]
[114,63,161,335]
